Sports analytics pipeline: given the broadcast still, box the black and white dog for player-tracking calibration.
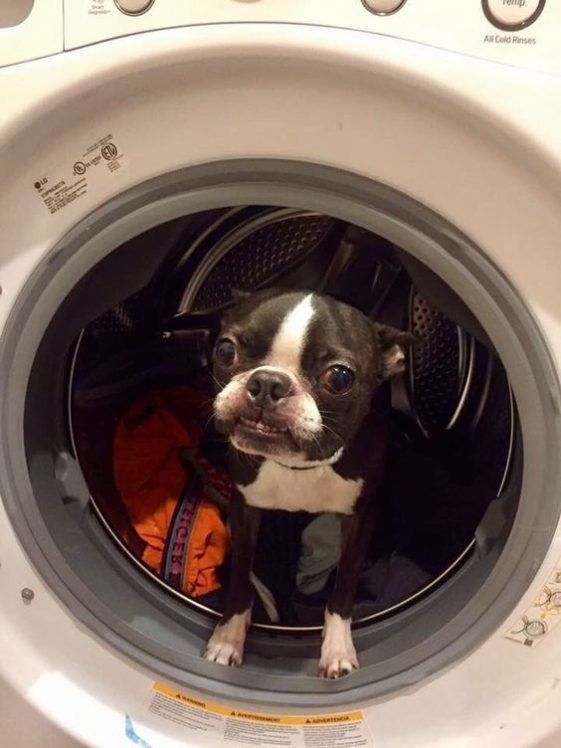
[204,289,413,678]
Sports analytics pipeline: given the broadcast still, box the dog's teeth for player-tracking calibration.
[239,417,287,434]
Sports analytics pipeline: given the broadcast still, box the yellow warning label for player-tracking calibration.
[150,682,373,747]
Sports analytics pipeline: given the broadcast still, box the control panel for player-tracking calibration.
[66,0,561,75]
[1,0,560,74]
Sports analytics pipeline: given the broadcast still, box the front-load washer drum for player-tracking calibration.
[3,158,558,709]
[67,206,516,635]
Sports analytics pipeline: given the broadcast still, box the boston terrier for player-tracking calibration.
[203,289,413,678]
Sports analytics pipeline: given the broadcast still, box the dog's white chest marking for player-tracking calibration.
[238,460,363,514]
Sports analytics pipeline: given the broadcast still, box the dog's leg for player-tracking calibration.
[204,490,261,667]
[318,502,376,679]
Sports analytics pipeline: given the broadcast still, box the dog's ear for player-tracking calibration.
[372,323,417,379]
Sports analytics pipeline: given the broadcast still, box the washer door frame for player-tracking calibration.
[0,158,558,707]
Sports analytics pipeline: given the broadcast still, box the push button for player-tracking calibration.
[483,0,545,30]
[363,0,406,15]
[114,0,154,14]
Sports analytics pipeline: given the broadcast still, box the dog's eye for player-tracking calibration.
[215,338,237,367]
[320,365,355,395]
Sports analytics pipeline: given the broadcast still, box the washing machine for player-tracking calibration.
[2,1,561,746]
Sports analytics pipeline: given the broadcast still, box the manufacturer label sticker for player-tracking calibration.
[149,682,374,747]
[33,133,126,215]
[506,562,561,646]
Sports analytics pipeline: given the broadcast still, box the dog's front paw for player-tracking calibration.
[318,611,359,679]
[203,611,250,667]
[317,647,359,679]
[204,637,243,667]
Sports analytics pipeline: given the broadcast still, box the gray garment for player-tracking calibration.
[359,553,432,608]
[296,513,342,595]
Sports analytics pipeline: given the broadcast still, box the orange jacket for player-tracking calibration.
[113,388,231,598]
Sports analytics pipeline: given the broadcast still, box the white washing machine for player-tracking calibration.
[2,1,561,747]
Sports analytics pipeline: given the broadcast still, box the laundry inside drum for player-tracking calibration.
[68,206,518,631]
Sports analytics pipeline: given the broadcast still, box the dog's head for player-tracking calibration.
[212,290,413,465]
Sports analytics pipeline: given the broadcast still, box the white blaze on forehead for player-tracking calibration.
[266,294,315,371]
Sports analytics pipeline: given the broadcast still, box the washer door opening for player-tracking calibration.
[69,206,516,632]
[3,162,559,706]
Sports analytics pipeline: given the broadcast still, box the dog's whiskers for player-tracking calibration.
[209,372,225,392]
[320,421,345,446]
[202,411,216,432]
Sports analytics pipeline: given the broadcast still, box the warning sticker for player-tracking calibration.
[149,682,374,747]
[506,562,561,646]
[33,133,126,215]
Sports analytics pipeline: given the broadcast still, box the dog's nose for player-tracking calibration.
[246,370,293,406]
